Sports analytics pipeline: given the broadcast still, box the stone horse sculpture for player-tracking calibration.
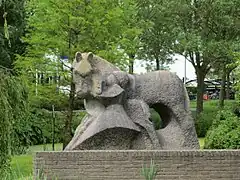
[65,52,200,150]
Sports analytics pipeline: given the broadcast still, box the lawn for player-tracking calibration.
[199,138,205,149]
[10,143,63,179]
[190,99,235,109]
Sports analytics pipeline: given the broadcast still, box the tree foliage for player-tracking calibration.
[234,52,240,101]
[17,0,141,93]
[0,0,26,69]
[0,0,27,174]
[118,0,144,73]
[0,68,28,175]
[136,0,175,70]
[16,0,141,147]
[149,0,240,114]
[205,109,240,149]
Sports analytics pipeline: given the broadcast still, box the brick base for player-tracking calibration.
[34,150,240,180]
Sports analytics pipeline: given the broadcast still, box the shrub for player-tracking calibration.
[149,108,162,130]
[16,108,86,148]
[204,110,240,149]
[192,100,236,137]
[30,94,84,111]
[194,105,218,137]
[231,102,240,117]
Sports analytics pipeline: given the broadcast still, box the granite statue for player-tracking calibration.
[64,52,200,150]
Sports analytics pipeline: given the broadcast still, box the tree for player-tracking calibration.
[206,56,238,104]
[225,63,237,100]
[118,0,143,74]
[0,0,26,69]
[207,56,238,107]
[158,0,240,114]
[235,53,240,102]
[136,0,175,70]
[218,57,238,107]
[0,68,28,176]
[0,0,28,175]
[16,0,140,148]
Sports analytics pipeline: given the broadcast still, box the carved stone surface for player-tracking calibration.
[65,52,200,150]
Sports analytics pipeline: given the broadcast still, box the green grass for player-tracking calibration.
[10,143,63,179]
[190,99,235,109]
[25,143,63,153]
[199,138,205,149]
[10,155,32,179]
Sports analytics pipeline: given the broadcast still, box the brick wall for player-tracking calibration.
[34,150,240,180]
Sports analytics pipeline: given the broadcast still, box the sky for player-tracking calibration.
[134,54,196,81]
[57,53,197,81]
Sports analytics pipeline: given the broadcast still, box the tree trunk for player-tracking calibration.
[128,60,134,74]
[63,77,75,149]
[219,66,226,108]
[196,70,205,115]
[226,70,231,99]
[63,16,74,149]
[156,57,160,70]
[128,54,134,74]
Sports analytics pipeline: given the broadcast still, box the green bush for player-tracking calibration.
[192,100,236,137]
[149,108,162,130]
[204,110,240,149]
[30,92,84,111]
[16,108,86,148]
[194,112,216,138]
[231,102,240,117]
[186,87,197,94]
[193,105,218,137]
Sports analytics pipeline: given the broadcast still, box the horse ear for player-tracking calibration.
[75,52,82,62]
[87,52,93,61]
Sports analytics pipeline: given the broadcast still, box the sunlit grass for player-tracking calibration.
[199,138,205,149]
[190,99,235,109]
[26,143,63,153]
[10,143,62,179]
[10,155,32,179]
